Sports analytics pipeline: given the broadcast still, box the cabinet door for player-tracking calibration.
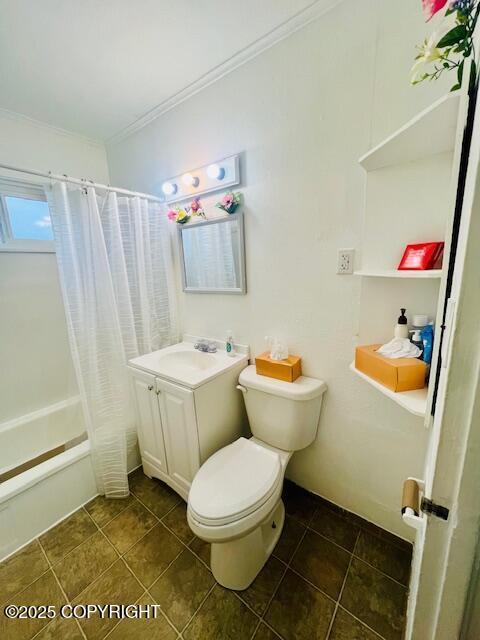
[128,367,168,475]
[156,377,200,494]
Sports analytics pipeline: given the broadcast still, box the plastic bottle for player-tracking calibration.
[410,329,423,357]
[225,330,235,357]
[394,308,409,339]
[421,324,434,365]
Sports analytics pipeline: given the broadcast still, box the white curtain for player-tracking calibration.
[46,182,178,497]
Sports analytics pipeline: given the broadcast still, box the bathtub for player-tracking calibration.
[0,398,97,560]
[0,397,86,479]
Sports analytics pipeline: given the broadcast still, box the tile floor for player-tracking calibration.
[0,469,412,640]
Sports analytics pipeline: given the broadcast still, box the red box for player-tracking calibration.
[398,242,444,271]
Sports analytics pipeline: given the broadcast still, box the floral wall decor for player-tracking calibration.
[167,198,206,224]
[412,0,479,92]
[216,192,241,214]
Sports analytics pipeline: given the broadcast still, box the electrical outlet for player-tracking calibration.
[337,248,355,275]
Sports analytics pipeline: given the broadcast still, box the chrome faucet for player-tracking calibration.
[194,340,217,353]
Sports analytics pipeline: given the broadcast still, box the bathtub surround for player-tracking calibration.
[0,112,110,557]
[0,471,412,640]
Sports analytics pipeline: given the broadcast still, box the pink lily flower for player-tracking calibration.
[190,198,200,212]
[422,0,448,21]
[223,194,234,207]
[167,209,177,221]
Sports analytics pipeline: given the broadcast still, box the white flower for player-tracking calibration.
[410,34,442,83]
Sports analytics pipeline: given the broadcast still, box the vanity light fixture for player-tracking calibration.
[162,181,177,196]
[182,173,200,188]
[160,154,240,203]
[207,163,225,180]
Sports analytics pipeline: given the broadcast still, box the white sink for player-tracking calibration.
[128,341,248,388]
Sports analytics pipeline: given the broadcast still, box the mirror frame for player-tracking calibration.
[177,211,247,294]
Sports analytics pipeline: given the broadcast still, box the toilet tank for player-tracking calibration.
[238,365,327,452]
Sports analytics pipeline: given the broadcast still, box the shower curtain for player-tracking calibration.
[46,182,178,497]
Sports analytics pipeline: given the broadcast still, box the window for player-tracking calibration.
[0,179,54,252]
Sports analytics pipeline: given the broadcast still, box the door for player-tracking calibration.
[405,74,480,638]
[128,367,168,476]
[156,377,200,495]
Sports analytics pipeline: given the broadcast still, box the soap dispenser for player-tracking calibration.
[225,330,235,357]
[394,308,409,339]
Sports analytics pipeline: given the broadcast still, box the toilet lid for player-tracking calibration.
[189,438,282,526]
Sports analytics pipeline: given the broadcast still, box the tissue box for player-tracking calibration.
[355,344,426,392]
[255,352,302,382]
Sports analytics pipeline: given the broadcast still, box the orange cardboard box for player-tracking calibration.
[355,344,426,392]
[255,352,302,383]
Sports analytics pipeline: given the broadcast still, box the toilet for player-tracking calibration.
[187,364,326,590]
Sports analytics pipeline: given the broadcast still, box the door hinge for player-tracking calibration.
[421,497,449,521]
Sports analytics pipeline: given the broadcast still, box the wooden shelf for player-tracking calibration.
[359,94,460,171]
[350,363,427,417]
[354,269,442,279]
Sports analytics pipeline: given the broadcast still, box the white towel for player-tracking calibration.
[377,338,422,359]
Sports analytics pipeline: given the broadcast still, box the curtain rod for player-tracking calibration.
[0,162,164,203]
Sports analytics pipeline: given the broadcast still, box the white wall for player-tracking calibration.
[0,111,109,423]
[107,0,451,538]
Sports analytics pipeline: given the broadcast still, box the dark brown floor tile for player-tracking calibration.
[162,501,194,543]
[310,504,359,552]
[124,523,183,587]
[273,515,305,563]
[108,593,176,640]
[355,530,412,585]
[74,560,143,640]
[349,516,412,552]
[102,501,157,554]
[253,622,281,639]
[291,530,351,600]
[129,467,181,518]
[282,481,317,526]
[341,558,407,640]
[150,548,215,631]
[39,509,97,564]
[239,556,285,616]
[329,608,380,640]
[0,570,66,640]
[189,536,210,568]
[314,494,352,518]
[85,493,135,527]
[265,569,335,640]
[183,584,258,640]
[0,540,49,605]
[53,530,118,600]
[35,617,84,639]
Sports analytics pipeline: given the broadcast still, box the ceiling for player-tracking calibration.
[0,0,326,141]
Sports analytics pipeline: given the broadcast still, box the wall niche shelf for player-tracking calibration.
[354,269,442,279]
[353,89,465,425]
[359,93,460,171]
[349,363,427,418]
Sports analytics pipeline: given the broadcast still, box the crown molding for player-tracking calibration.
[0,106,104,148]
[107,0,343,146]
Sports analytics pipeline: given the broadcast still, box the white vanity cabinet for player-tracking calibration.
[129,367,169,477]
[128,343,248,500]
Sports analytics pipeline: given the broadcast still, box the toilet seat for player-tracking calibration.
[189,437,282,527]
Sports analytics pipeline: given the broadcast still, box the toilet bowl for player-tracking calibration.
[187,364,326,590]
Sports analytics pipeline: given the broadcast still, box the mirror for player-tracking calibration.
[178,212,246,294]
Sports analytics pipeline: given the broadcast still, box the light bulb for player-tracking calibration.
[207,163,225,180]
[162,181,177,196]
[182,173,199,187]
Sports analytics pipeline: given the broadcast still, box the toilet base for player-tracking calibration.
[210,499,285,590]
